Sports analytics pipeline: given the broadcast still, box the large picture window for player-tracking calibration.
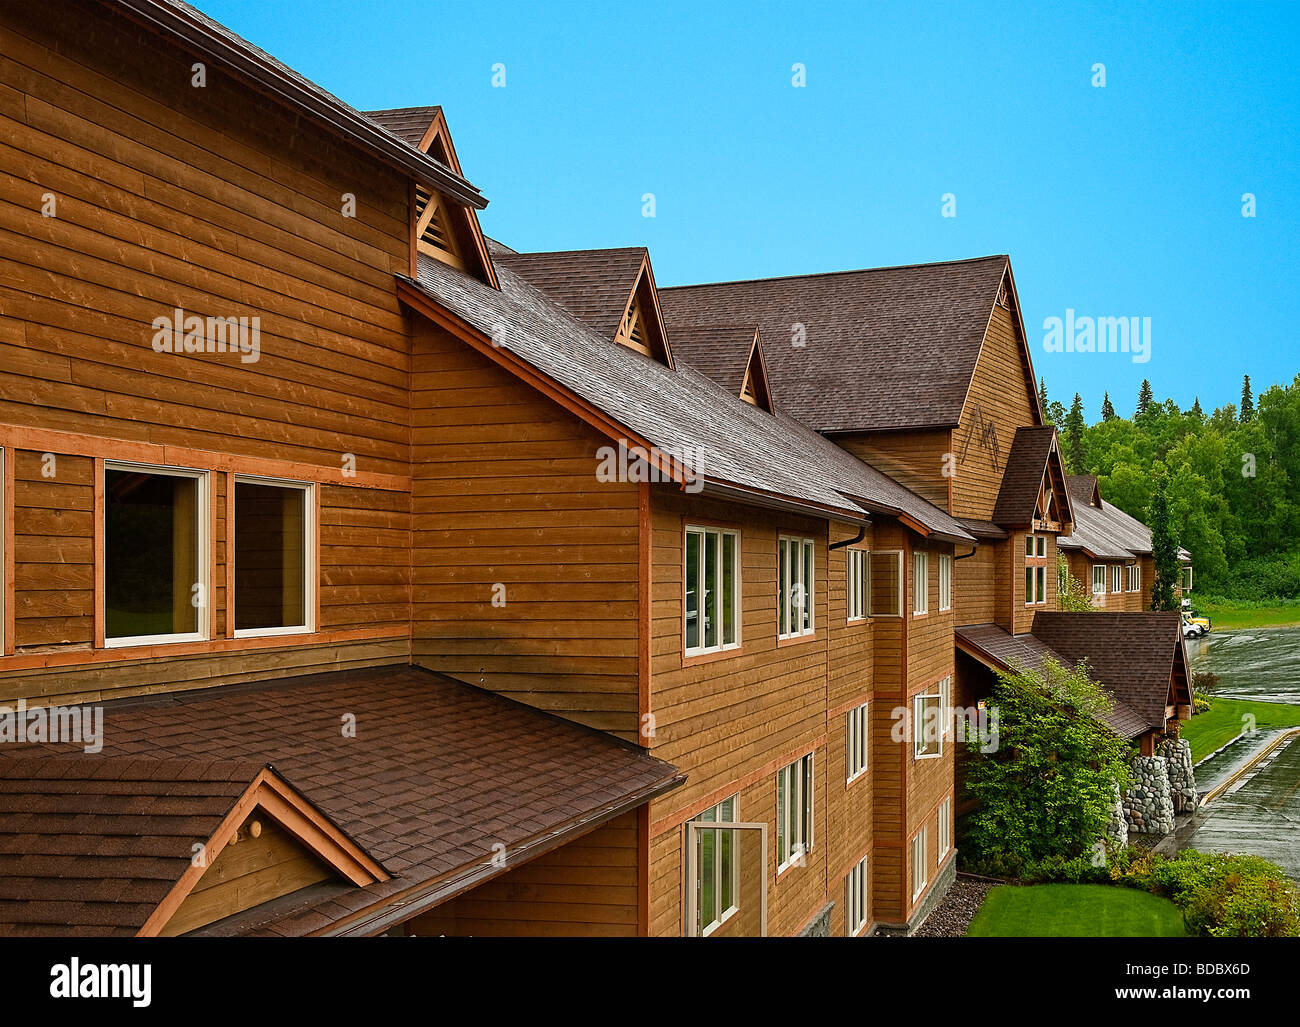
[776,753,814,871]
[234,477,313,636]
[104,462,207,645]
[685,525,740,656]
[778,536,815,639]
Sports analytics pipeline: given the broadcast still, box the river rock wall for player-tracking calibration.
[1123,756,1175,835]
[1157,737,1200,812]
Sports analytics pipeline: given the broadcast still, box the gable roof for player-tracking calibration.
[955,623,1157,739]
[991,426,1073,528]
[363,105,444,148]
[1058,475,1192,563]
[400,255,975,543]
[118,1,485,208]
[0,666,683,936]
[658,255,1010,432]
[668,325,775,411]
[1031,611,1185,729]
[494,248,649,339]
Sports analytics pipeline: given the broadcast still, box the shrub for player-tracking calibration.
[1150,850,1299,937]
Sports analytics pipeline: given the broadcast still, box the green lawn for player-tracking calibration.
[1194,597,1300,630]
[1179,697,1300,762]
[967,884,1187,937]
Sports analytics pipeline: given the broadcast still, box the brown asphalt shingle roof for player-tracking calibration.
[666,324,761,397]
[658,255,1010,432]
[0,666,683,936]
[0,758,269,937]
[991,426,1065,527]
[363,106,442,148]
[494,249,646,341]
[1058,475,1193,563]
[1031,611,1184,729]
[955,622,1161,739]
[404,255,974,543]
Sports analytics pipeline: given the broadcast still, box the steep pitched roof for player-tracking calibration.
[669,325,774,411]
[494,247,649,337]
[991,426,1073,528]
[1031,611,1185,729]
[659,255,1010,432]
[955,623,1153,739]
[0,666,683,936]
[400,255,975,543]
[363,105,443,148]
[121,1,485,207]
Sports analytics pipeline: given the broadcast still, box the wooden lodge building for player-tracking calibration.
[0,0,1191,937]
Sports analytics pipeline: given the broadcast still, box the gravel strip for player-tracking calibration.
[908,874,998,937]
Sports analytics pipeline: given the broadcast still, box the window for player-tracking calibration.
[778,536,815,639]
[868,551,903,617]
[1092,564,1106,595]
[233,477,314,636]
[938,798,951,859]
[913,691,942,758]
[104,462,208,646]
[1025,534,1048,606]
[1179,565,1193,592]
[685,525,741,656]
[938,676,951,742]
[912,551,928,615]
[1110,564,1123,594]
[691,796,740,936]
[938,553,952,611]
[1127,564,1141,593]
[846,548,867,621]
[846,703,869,783]
[911,827,928,901]
[846,855,868,936]
[776,753,814,871]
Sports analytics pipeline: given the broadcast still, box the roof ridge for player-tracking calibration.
[660,253,1009,292]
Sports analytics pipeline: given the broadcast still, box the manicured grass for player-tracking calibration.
[1194,597,1300,630]
[1179,697,1300,762]
[966,884,1187,937]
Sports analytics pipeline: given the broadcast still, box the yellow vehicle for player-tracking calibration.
[1181,600,1211,635]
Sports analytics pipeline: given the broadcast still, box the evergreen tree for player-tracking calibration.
[1100,392,1115,421]
[1191,396,1203,418]
[1136,379,1154,416]
[1064,393,1086,473]
[1038,376,1049,414]
[1148,475,1181,611]
[1241,375,1254,422]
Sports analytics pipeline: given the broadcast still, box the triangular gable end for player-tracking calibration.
[140,767,386,937]
[615,253,674,367]
[960,261,1045,430]
[739,329,775,412]
[1035,434,1074,534]
[409,109,499,289]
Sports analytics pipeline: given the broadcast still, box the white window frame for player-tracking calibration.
[846,702,869,783]
[913,691,943,759]
[690,795,741,936]
[103,460,210,648]
[868,550,904,618]
[912,550,928,615]
[685,812,768,937]
[846,548,867,622]
[1092,564,1106,595]
[846,855,869,937]
[1180,565,1193,592]
[938,676,951,742]
[776,752,814,872]
[232,474,316,639]
[938,553,952,611]
[684,525,742,657]
[911,827,928,901]
[1127,563,1140,593]
[938,797,951,859]
[778,536,815,639]
[1025,534,1048,606]
[1110,564,1123,594]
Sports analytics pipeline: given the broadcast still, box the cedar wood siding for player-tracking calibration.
[409,319,641,739]
[645,490,832,937]
[834,430,952,511]
[1063,550,1152,611]
[1012,532,1058,635]
[0,0,412,703]
[402,813,640,937]
[951,302,1039,521]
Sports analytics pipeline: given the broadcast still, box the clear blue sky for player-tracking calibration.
[203,0,1299,417]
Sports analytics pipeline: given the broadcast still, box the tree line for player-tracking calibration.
[1041,373,1300,600]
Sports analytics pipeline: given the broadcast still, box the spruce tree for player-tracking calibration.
[1241,374,1254,422]
[1136,379,1153,416]
[1148,475,1181,611]
[1100,392,1115,421]
[1064,393,1086,473]
[1191,396,1203,418]
[1038,377,1049,413]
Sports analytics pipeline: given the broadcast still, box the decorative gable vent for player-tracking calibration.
[414,185,464,271]
[616,298,651,355]
[997,279,1012,309]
